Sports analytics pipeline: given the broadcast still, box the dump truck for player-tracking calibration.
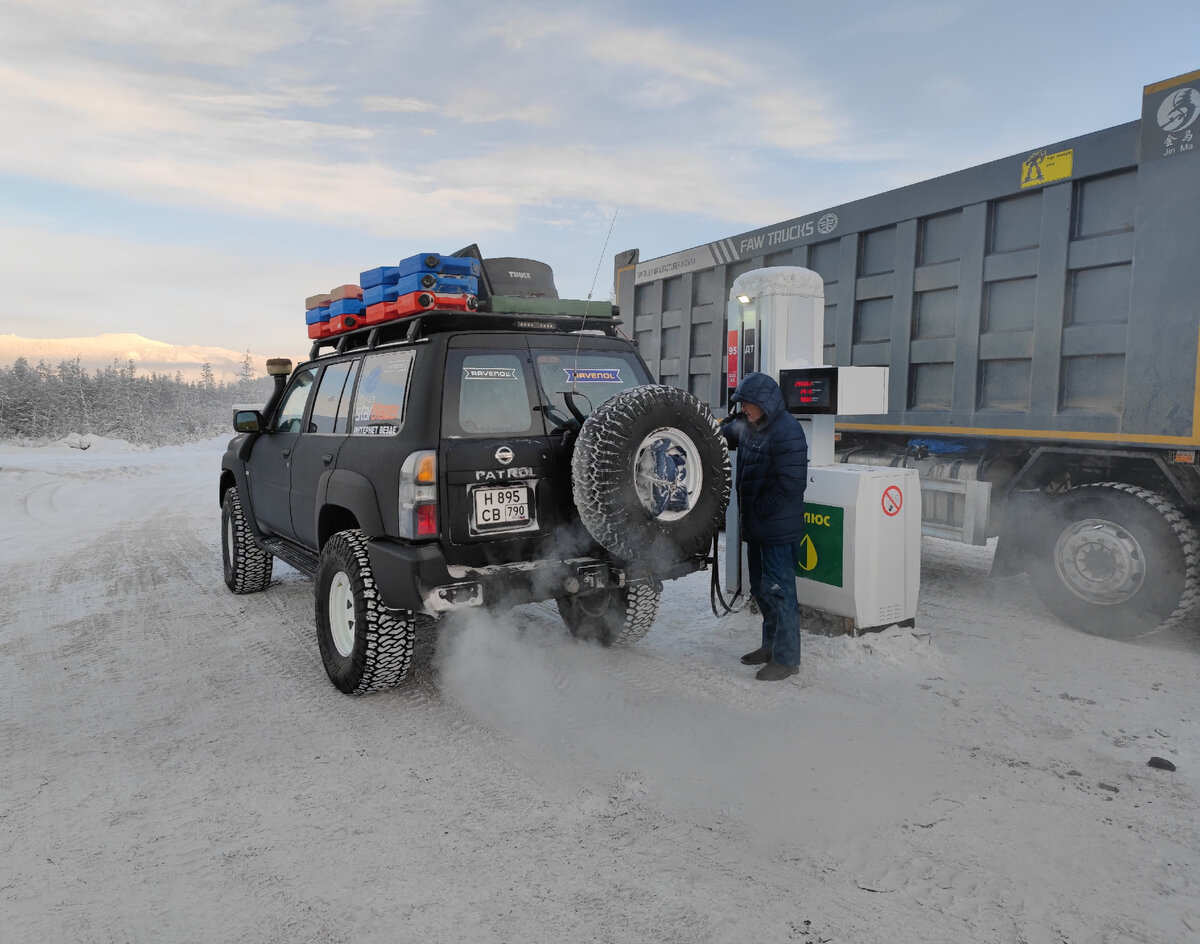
[615,69,1200,639]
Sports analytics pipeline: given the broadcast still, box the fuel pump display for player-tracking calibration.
[779,367,837,414]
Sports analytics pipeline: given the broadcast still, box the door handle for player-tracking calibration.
[281,448,291,458]
[322,454,333,464]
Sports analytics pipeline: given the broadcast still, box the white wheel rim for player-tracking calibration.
[328,570,357,657]
[632,426,703,521]
[1053,517,1146,605]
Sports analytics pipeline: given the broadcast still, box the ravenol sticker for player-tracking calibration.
[563,368,622,383]
[1021,148,1073,189]
[464,367,519,381]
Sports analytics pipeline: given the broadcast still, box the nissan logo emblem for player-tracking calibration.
[495,446,514,465]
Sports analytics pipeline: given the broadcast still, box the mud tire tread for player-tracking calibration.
[556,583,661,647]
[1030,482,1200,638]
[571,384,730,562]
[222,487,274,594]
[316,530,419,694]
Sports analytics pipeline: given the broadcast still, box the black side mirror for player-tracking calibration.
[233,409,263,433]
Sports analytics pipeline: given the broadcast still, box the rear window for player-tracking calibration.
[444,351,537,437]
[533,350,649,419]
[352,351,414,436]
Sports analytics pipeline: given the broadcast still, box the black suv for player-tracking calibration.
[220,305,728,695]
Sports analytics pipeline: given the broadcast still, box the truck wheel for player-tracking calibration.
[556,583,661,647]
[571,384,730,562]
[1029,483,1200,638]
[316,530,418,694]
[222,486,273,594]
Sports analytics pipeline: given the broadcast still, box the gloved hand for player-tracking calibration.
[717,412,739,443]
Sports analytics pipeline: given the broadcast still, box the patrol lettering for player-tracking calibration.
[475,466,534,481]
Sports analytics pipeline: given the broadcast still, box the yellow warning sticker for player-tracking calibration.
[1021,148,1074,189]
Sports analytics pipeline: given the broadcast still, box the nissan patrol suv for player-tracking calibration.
[219,292,729,695]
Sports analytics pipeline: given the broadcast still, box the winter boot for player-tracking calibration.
[740,646,771,665]
[755,662,799,681]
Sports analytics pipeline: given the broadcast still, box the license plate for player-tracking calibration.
[472,485,530,528]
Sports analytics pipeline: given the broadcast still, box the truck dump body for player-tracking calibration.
[618,73,1200,449]
[619,71,1200,639]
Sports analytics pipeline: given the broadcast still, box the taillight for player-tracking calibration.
[398,449,438,539]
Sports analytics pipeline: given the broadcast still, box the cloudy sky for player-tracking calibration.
[1,0,1197,355]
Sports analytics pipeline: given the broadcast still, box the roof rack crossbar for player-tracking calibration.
[303,308,624,361]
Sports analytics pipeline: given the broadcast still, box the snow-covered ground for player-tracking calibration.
[3,437,1198,944]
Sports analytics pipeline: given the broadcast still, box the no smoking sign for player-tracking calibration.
[882,486,903,517]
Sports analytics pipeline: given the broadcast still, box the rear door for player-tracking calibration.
[438,334,657,568]
[288,358,358,548]
[438,340,571,567]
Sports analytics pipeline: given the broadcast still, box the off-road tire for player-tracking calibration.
[556,583,661,647]
[222,486,273,594]
[571,384,730,562]
[1029,482,1200,639]
[316,530,419,694]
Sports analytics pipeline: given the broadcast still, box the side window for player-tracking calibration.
[352,351,415,436]
[273,368,317,434]
[309,361,354,434]
[333,360,360,433]
[449,351,536,436]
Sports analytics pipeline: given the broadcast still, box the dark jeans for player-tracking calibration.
[746,541,802,667]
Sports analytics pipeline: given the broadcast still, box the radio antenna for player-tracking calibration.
[570,205,621,402]
[586,205,619,305]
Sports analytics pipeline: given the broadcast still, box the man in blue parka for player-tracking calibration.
[719,371,809,680]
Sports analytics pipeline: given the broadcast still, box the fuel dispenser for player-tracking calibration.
[725,267,920,631]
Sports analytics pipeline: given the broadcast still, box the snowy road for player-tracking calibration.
[3,437,1199,944]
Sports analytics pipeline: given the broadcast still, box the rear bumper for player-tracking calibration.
[367,539,704,614]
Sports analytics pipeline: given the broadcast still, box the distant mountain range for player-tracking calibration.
[0,333,301,383]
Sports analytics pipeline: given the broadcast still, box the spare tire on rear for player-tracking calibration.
[571,384,730,562]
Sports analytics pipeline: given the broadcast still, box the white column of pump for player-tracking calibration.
[723,267,921,632]
[731,266,834,463]
[724,267,831,590]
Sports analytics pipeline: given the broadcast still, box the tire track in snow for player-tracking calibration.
[17,475,66,523]
[4,484,579,941]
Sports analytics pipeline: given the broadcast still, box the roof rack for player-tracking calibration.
[306,307,624,361]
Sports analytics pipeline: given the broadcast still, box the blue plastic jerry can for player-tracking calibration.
[395,271,478,296]
[395,252,482,279]
[360,266,399,289]
[327,297,365,317]
[363,282,396,306]
[363,273,478,306]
